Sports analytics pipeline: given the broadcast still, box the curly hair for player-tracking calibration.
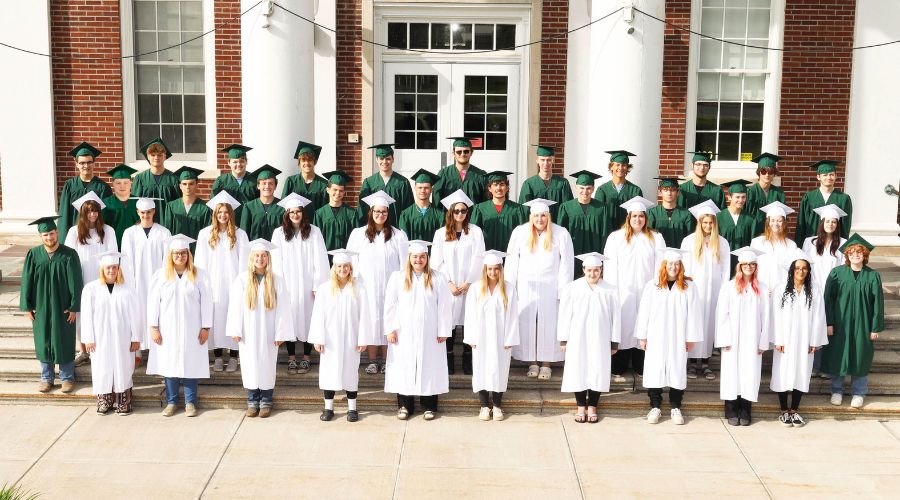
[781,259,813,309]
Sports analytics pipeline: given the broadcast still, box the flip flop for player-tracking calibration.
[574,413,586,423]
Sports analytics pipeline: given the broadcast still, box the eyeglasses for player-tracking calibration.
[740,263,758,267]
[76,161,95,167]
[453,209,468,215]
[372,210,389,216]
[172,251,190,257]
[454,150,472,155]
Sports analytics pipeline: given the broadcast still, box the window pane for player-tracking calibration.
[723,8,748,38]
[139,125,160,147]
[135,32,158,61]
[464,114,485,132]
[747,9,769,38]
[698,73,719,100]
[138,94,160,123]
[420,113,438,131]
[725,0,748,7]
[159,67,183,93]
[701,8,724,38]
[486,114,507,132]
[395,132,415,149]
[184,125,206,153]
[161,124,184,153]
[722,43,744,69]
[395,93,415,112]
[486,95,507,113]
[410,24,428,49]
[695,132,717,153]
[156,2,180,31]
[699,39,722,69]
[718,132,739,160]
[135,2,157,30]
[719,103,741,130]
[465,76,485,94]
[749,0,770,7]
[183,67,204,93]
[160,95,183,123]
[474,24,493,50]
[181,1,202,31]
[742,102,764,131]
[137,66,160,93]
[485,133,507,150]
[745,46,766,70]
[465,94,485,113]
[184,94,205,123]
[720,74,742,101]
[496,24,516,50]
[743,75,766,100]
[431,24,450,49]
[395,75,416,93]
[182,32,203,63]
[388,23,407,49]
[417,75,437,93]
[394,113,416,130]
[703,0,725,6]
[486,76,508,94]
[417,132,437,149]
[741,133,762,158]
[417,94,437,112]
[158,31,182,62]
[452,24,472,50]
[696,102,718,130]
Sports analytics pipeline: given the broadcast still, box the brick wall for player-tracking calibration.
[335,0,362,206]
[538,0,569,176]
[658,0,692,179]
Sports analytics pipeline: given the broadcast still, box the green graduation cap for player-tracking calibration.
[221,144,252,159]
[29,216,60,233]
[294,141,323,161]
[107,164,137,180]
[534,144,556,157]
[252,164,282,181]
[811,160,838,175]
[411,168,439,185]
[839,232,875,252]
[173,166,204,182]
[688,151,715,163]
[570,170,601,186]
[322,170,351,186]
[721,179,752,194]
[654,177,681,189]
[485,170,514,183]
[752,152,782,169]
[606,150,636,164]
[368,143,395,159]
[69,142,102,159]
[140,137,172,159]
[447,136,472,149]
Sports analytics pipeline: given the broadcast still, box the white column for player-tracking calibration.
[314,0,336,171]
[241,0,315,183]
[0,0,57,229]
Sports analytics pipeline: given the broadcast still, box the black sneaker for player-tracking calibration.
[779,412,792,427]
[791,412,806,427]
[347,410,359,422]
[320,409,334,421]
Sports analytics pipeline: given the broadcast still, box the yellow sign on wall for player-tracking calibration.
[740,152,753,161]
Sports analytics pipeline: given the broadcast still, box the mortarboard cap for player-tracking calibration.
[535,144,556,157]
[294,141,323,160]
[206,191,241,211]
[483,250,507,266]
[721,179,752,194]
[732,246,764,264]
[408,240,432,255]
[576,252,609,267]
[619,196,655,213]
[368,143,395,158]
[322,170,351,186]
[29,216,60,233]
[173,166,203,182]
[606,150,636,164]
[133,197,161,211]
[839,233,875,253]
[69,142,102,159]
[166,234,196,252]
[485,170,513,183]
[447,137,473,149]
[654,177,682,189]
[688,151,715,163]
[752,152,782,169]
[72,191,106,211]
[248,239,277,253]
[759,201,795,219]
[107,164,137,180]
[277,193,312,210]
[662,248,688,263]
[361,190,396,209]
[688,199,721,219]
[570,170,601,186]
[440,189,475,210]
[140,137,172,159]
[811,160,838,175]
[780,249,813,270]
[812,204,848,221]
[252,164,282,182]
[97,250,123,267]
[523,198,556,215]
[328,249,357,265]
[221,144,252,159]
[411,168,440,185]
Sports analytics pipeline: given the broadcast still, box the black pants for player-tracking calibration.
[397,394,438,413]
[777,390,804,411]
[445,327,471,354]
[574,389,601,407]
[213,349,238,358]
[323,390,357,400]
[611,348,644,375]
[285,341,313,357]
[477,390,504,408]
[724,397,753,420]
[648,387,684,409]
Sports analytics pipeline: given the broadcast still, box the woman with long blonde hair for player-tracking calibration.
[751,201,797,290]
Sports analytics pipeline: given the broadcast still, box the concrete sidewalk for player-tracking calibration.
[2,405,900,499]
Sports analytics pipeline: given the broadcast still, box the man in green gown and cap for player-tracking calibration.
[398,169,445,241]
[20,216,84,394]
[518,145,573,221]
[795,160,853,245]
[744,152,786,236]
[239,165,285,241]
[101,164,139,248]
[212,144,258,221]
[716,180,755,277]
[470,171,527,251]
[131,137,180,222]
[594,150,643,229]
[358,144,414,226]
[432,137,489,208]
[57,142,112,238]
[678,151,725,210]
[647,177,694,247]
[163,166,212,251]
[281,140,330,216]
[557,170,612,278]
[313,170,357,252]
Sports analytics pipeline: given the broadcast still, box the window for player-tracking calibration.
[393,75,438,150]
[463,76,508,151]
[387,23,517,51]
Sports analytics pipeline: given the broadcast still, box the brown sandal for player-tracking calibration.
[574,413,586,423]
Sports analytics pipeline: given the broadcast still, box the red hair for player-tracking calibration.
[655,260,690,291]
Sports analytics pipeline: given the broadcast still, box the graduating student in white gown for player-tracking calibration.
[751,202,797,291]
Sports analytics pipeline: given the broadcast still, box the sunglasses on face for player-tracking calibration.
[454,150,472,155]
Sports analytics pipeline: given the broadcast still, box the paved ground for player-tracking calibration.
[2,405,900,499]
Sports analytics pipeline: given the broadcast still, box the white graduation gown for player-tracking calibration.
[558,279,621,393]
[801,236,847,290]
[64,225,118,343]
[770,285,828,393]
[505,223,574,363]
[270,225,329,342]
[681,234,731,359]
[751,236,797,291]
[120,223,172,348]
[80,281,142,394]
[383,271,452,396]
[715,281,772,402]
[346,226,408,346]
[634,280,704,390]
[226,274,296,390]
[603,229,665,349]
[307,280,372,392]
[431,224,486,326]
[146,269,213,379]
[463,281,520,393]
[194,226,249,350]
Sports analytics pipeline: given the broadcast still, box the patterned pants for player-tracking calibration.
[97,387,134,413]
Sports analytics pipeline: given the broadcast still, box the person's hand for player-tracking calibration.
[387,332,398,344]
[85,343,96,353]
[232,336,242,343]
[809,346,817,354]
[757,349,764,355]
[64,310,76,324]
[315,344,324,354]
[560,344,567,352]
[151,327,162,345]
[686,342,695,352]
[459,282,470,294]
[722,346,731,352]
[776,345,784,353]
[639,339,647,350]
[871,332,879,341]
[356,346,366,353]
[129,341,140,353]
[26,311,34,322]
[827,326,834,336]
[274,341,283,347]
[198,328,209,345]
[504,345,512,350]
[437,336,448,344]
[448,282,460,296]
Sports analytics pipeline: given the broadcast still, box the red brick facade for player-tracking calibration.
[658,0,692,178]
[335,0,363,205]
[538,0,569,176]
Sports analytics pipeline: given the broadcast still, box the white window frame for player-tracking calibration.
[685,0,785,180]
[120,0,218,174]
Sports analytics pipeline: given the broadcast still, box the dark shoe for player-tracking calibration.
[320,409,334,421]
[791,412,806,427]
[462,351,473,375]
[97,402,112,415]
[727,417,739,426]
[739,418,750,426]
[447,353,455,375]
[288,359,298,374]
[298,359,311,374]
[347,410,359,422]
[779,412,792,427]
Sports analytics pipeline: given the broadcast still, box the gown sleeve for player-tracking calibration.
[462,286,479,346]
[356,284,372,347]
[608,286,622,344]
[383,272,401,337]
[556,284,572,342]
[633,283,654,341]
[810,284,829,348]
[197,271,214,330]
[126,285,142,343]
[306,283,327,346]
[146,273,163,332]
[225,276,244,340]
[869,270,885,334]
[504,285,520,347]
[757,284,772,351]
[714,285,733,348]
[434,274,453,339]
[66,252,84,312]
[556,227,575,292]
[274,278,297,342]
[80,285,95,344]
[19,250,35,312]
[312,228,330,287]
[466,226,486,284]
[504,227,522,287]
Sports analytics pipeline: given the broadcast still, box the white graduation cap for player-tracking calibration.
[759,201,795,219]
[248,238,277,252]
[523,198,557,215]
[661,247,688,262]
[361,190,396,209]
[71,191,106,211]
[576,252,609,267]
[780,248,813,270]
[166,234,196,252]
[731,246,764,263]
[132,197,162,211]
[206,191,241,211]
[812,204,848,221]
[482,250,506,266]
[440,189,475,210]
[408,239,432,255]
[328,248,357,265]
[97,250,123,267]
[619,196,656,213]
[277,192,312,210]
[688,199,721,219]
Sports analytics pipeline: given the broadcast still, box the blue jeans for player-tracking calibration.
[40,361,75,383]
[164,377,199,405]
[247,389,274,408]
[831,375,869,397]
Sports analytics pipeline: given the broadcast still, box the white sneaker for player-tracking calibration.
[478,407,491,421]
[850,395,864,409]
[671,408,685,425]
[225,357,238,373]
[212,358,224,372]
[830,393,843,406]
[492,407,504,421]
[647,408,661,424]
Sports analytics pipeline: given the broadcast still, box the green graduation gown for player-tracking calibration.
[57,176,112,238]
[677,180,726,210]
[357,172,415,226]
[239,198,285,241]
[557,199,613,277]
[821,266,884,376]
[647,205,695,247]
[313,204,358,251]
[716,210,755,276]
[211,173,259,221]
[130,169,180,223]
[795,189,853,245]
[432,164,489,209]
[162,198,212,251]
[280,174,330,217]
[470,199,527,251]
[744,183,785,236]
[518,175,574,222]
[593,180,643,230]
[101,195,139,248]
[398,204,445,242]
[20,245,83,364]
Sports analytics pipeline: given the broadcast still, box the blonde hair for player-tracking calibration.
[208,203,238,250]
[329,263,356,296]
[403,255,434,291]
[97,265,125,285]
[245,251,277,311]
[621,212,655,244]
[764,216,786,243]
[164,250,197,282]
[692,214,721,263]
[526,216,553,252]
[479,265,508,309]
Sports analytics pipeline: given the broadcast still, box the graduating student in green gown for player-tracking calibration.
[557,170,613,278]
[238,165,286,241]
[20,216,84,394]
[432,137,489,209]
[131,138,180,223]
[57,142,112,238]
[518,145,573,221]
[822,234,884,409]
[162,167,212,251]
[716,180,756,277]
[678,151,725,210]
[647,177,695,247]
[358,144,414,226]
[101,164,139,248]
[744,153,786,236]
[398,169,445,242]
[470,171,527,251]
[281,140,331,216]
[212,144,258,221]
[593,150,643,229]
[795,160,853,245]
[313,170,358,252]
